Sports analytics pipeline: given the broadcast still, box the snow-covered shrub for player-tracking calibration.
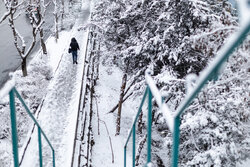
[159,37,250,166]
[0,54,51,148]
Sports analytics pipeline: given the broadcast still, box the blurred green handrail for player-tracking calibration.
[124,87,150,167]
[124,1,250,166]
[8,87,55,167]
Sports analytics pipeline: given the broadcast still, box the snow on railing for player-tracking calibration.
[0,73,15,103]
[145,70,174,133]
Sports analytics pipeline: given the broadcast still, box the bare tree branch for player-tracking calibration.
[0,10,11,24]
[107,92,132,114]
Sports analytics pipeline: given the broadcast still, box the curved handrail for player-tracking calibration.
[8,87,56,167]
[124,88,148,147]
[13,88,56,156]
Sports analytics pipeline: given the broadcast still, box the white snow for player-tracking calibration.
[0,73,15,103]
[1,0,249,167]
[17,1,90,166]
[91,64,127,166]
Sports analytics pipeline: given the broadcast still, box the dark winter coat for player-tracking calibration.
[70,38,79,51]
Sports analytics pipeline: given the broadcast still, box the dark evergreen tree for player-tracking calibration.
[93,0,237,78]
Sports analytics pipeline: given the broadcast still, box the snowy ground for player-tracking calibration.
[1,0,249,167]
[91,64,131,166]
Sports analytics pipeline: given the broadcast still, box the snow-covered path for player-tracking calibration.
[20,1,90,167]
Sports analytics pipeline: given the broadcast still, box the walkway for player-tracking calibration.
[20,1,90,166]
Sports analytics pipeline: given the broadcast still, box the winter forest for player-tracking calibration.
[0,0,250,167]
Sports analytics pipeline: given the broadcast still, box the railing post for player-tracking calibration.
[124,146,127,167]
[147,88,152,163]
[9,89,19,167]
[172,116,180,167]
[132,124,136,167]
[52,149,56,167]
[38,127,43,167]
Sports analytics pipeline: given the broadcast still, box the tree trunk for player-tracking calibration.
[55,13,59,41]
[137,112,143,134]
[135,134,147,166]
[61,0,65,30]
[53,0,59,42]
[40,29,47,54]
[116,73,127,135]
[22,57,28,77]
[108,77,136,114]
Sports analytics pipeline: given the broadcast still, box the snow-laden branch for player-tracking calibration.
[192,26,239,40]
[10,18,23,56]
[0,0,22,23]
[13,11,22,20]
[79,22,105,34]
[23,24,38,58]
[16,29,26,47]
[42,0,51,16]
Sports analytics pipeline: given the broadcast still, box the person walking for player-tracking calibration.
[69,37,80,64]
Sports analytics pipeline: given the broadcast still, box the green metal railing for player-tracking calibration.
[124,73,174,167]
[8,87,55,167]
[124,87,151,167]
[124,1,250,166]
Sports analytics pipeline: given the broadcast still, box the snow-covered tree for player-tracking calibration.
[93,0,237,79]
[0,0,43,76]
[25,0,51,54]
[158,37,250,166]
[52,0,59,41]
[93,0,249,166]
[60,0,65,29]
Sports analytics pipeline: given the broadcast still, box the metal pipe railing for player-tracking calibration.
[124,87,149,167]
[145,72,174,132]
[147,88,152,164]
[8,87,56,167]
[9,89,19,167]
[124,88,148,146]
